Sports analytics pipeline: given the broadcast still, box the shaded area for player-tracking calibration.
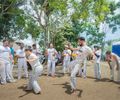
[17,85,38,98]
[53,82,83,98]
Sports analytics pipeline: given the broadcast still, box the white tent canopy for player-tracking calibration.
[112,41,120,45]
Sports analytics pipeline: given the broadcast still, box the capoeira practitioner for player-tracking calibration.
[9,42,16,82]
[106,51,120,82]
[0,50,6,84]
[46,43,57,77]
[2,40,14,83]
[93,46,101,80]
[62,45,71,74]
[16,43,28,80]
[25,48,43,94]
[71,43,87,78]
[69,37,93,93]
[32,44,40,56]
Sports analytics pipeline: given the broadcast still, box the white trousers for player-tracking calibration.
[94,62,101,79]
[9,62,15,81]
[63,60,70,73]
[70,61,83,90]
[79,59,87,78]
[117,62,120,82]
[5,62,12,81]
[27,66,43,94]
[18,59,28,79]
[0,60,6,84]
[47,60,56,75]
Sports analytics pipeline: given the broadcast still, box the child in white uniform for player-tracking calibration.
[25,48,43,94]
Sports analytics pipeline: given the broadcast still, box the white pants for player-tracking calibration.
[5,62,12,81]
[79,59,87,78]
[94,62,101,79]
[27,66,43,94]
[70,61,83,90]
[63,60,70,73]
[9,62,15,81]
[47,60,56,75]
[18,59,28,79]
[0,60,6,84]
[109,62,115,80]
[117,70,120,82]
[117,62,120,82]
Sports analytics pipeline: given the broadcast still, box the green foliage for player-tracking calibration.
[0,0,25,40]
[106,1,120,33]
[0,0,119,52]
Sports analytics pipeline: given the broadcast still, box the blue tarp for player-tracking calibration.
[112,44,120,57]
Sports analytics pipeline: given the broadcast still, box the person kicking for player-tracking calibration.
[25,48,43,94]
[69,37,93,93]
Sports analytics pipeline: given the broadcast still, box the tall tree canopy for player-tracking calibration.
[0,0,120,51]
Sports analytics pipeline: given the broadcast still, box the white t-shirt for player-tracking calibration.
[47,48,57,60]
[28,53,42,69]
[63,49,71,61]
[94,49,101,63]
[16,49,25,58]
[76,45,92,62]
[0,46,11,62]
[32,49,40,56]
[0,45,4,58]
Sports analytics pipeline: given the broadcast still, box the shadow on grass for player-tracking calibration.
[53,82,83,98]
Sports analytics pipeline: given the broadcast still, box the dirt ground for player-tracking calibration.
[0,62,120,100]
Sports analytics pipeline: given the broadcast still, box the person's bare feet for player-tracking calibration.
[71,89,76,94]
[35,91,41,95]
[52,75,55,78]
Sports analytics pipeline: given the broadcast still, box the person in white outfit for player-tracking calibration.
[62,45,71,74]
[0,45,6,84]
[79,58,87,78]
[45,43,57,77]
[16,43,28,79]
[1,40,14,83]
[32,44,40,56]
[106,51,120,82]
[25,48,43,94]
[69,37,93,93]
[93,46,101,80]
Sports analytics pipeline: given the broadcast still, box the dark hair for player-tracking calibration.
[25,48,32,52]
[32,44,36,47]
[77,37,85,41]
[3,39,9,43]
[94,46,100,50]
[49,42,53,47]
[106,50,111,55]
